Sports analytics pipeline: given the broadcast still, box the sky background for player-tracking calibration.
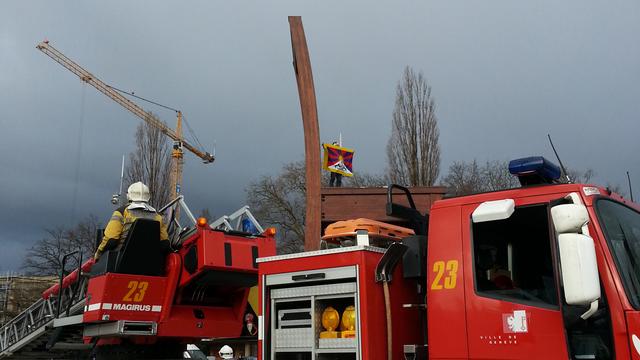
[1,1,638,271]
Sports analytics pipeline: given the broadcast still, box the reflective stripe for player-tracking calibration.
[110,215,123,221]
[151,305,162,312]
[102,303,113,310]
[87,303,101,311]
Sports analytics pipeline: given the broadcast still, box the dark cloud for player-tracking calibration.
[1,1,638,270]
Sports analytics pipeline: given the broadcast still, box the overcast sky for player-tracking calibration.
[1,1,638,271]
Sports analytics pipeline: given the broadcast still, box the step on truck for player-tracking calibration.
[258,156,639,360]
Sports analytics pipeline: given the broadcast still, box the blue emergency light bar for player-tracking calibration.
[508,156,561,186]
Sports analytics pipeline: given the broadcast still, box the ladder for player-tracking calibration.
[0,273,89,358]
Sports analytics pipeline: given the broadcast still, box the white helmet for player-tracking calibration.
[218,345,233,359]
[127,182,151,202]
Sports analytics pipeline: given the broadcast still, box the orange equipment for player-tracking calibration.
[322,218,415,248]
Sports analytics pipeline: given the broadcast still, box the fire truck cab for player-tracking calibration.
[428,182,623,359]
[258,157,640,360]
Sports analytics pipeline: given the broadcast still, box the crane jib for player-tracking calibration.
[36,41,215,165]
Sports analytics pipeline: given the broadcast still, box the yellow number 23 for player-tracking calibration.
[431,260,458,290]
[122,281,149,302]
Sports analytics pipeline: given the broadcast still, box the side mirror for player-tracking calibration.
[557,233,601,306]
[552,200,601,319]
[472,199,515,223]
[551,204,589,234]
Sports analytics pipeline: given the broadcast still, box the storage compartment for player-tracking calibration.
[273,300,314,349]
[275,300,312,329]
[315,296,357,350]
[267,267,360,359]
[279,308,312,329]
[260,246,422,360]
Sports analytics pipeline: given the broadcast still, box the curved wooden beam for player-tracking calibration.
[289,16,321,251]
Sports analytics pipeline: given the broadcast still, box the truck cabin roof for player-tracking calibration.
[433,183,630,210]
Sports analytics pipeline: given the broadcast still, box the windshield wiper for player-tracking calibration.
[618,222,640,304]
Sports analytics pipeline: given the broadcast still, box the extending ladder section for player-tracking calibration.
[0,272,89,359]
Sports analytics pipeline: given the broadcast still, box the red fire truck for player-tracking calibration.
[257,156,639,360]
[79,218,274,352]
[0,201,276,359]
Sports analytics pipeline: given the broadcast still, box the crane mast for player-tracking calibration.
[36,41,214,200]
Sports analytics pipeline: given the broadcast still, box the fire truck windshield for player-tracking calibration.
[596,199,640,309]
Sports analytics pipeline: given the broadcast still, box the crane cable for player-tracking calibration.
[181,113,205,150]
[108,85,205,151]
[108,85,179,113]
[70,83,86,222]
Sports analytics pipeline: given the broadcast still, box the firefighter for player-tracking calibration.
[94,182,170,261]
[218,345,234,359]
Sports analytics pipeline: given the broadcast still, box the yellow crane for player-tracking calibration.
[36,40,215,201]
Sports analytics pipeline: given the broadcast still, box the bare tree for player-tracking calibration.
[444,161,615,197]
[443,160,519,196]
[606,183,626,197]
[565,168,595,183]
[321,169,388,188]
[569,169,627,197]
[247,161,388,253]
[22,228,72,276]
[22,216,100,276]
[124,114,172,208]
[347,172,389,188]
[387,66,440,186]
[67,214,101,256]
[481,160,520,191]
[442,160,483,196]
[247,161,306,254]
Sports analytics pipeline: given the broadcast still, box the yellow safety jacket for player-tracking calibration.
[95,203,169,260]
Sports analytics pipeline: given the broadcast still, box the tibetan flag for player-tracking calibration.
[323,143,354,177]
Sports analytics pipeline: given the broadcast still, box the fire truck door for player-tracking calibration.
[462,202,570,359]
